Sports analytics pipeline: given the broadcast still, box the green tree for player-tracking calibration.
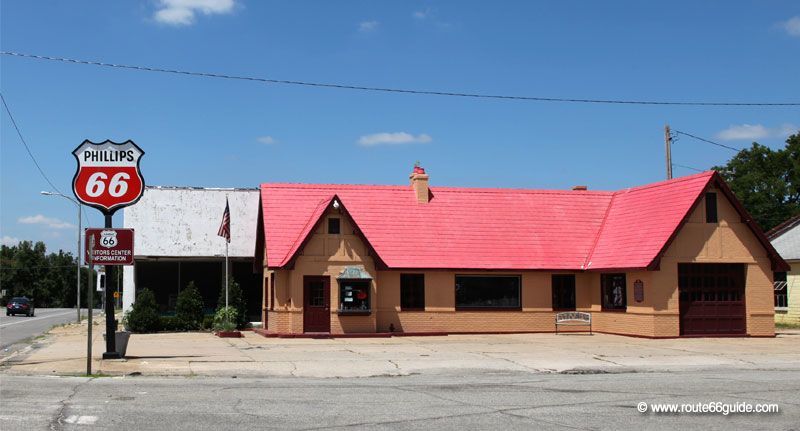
[175,281,204,330]
[1,240,100,308]
[1,241,50,305]
[217,278,247,329]
[713,132,800,232]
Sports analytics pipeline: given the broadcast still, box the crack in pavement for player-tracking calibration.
[592,355,625,367]
[49,378,92,431]
[472,350,542,373]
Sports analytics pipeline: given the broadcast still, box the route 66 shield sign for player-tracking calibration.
[99,230,118,248]
[72,140,145,215]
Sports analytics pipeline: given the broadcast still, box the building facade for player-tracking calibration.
[123,186,263,322]
[257,168,787,338]
[768,215,800,324]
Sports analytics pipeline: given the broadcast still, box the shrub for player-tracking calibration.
[212,306,238,332]
[159,315,181,332]
[175,281,204,330]
[217,278,247,329]
[202,314,215,330]
[123,289,160,333]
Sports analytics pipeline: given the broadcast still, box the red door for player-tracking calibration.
[303,276,330,333]
[679,263,746,336]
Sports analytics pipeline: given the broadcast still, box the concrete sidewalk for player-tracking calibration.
[2,322,799,378]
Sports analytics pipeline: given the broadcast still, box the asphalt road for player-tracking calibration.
[0,308,86,350]
[1,369,797,430]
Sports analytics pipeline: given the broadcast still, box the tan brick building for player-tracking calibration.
[256,168,787,338]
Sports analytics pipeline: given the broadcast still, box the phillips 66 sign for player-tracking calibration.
[72,140,145,215]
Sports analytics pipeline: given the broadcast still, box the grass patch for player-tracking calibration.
[776,321,800,330]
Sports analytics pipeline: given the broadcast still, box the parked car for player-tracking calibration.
[6,297,35,317]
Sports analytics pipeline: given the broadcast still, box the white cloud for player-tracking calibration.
[18,214,75,229]
[413,9,430,20]
[358,132,432,147]
[359,20,379,32]
[715,123,798,141]
[781,16,800,37]
[154,0,235,26]
[1,236,20,247]
[716,124,770,141]
[257,136,277,145]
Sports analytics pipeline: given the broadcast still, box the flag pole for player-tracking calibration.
[218,195,231,326]
[225,194,229,323]
[225,238,229,311]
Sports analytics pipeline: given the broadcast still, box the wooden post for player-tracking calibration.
[86,234,94,376]
[665,124,673,180]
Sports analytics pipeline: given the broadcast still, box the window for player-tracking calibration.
[338,280,370,313]
[308,281,325,306]
[601,273,627,310]
[705,192,718,223]
[328,217,341,234]
[455,275,521,309]
[774,271,788,309]
[401,274,425,310]
[552,274,576,310]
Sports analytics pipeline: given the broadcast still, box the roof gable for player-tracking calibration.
[586,172,714,270]
[769,214,800,261]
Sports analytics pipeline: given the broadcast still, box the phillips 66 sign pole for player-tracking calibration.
[73,139,145,360]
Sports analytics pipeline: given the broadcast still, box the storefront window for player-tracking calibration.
[601,273,627,310]
[401,274,425,310]
[552,274,576,310]
[338,280,370,314]
[455,275,521,309]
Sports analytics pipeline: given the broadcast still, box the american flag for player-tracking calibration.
[217,198,231,243]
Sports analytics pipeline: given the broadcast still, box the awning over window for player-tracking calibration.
[337,266,372,280]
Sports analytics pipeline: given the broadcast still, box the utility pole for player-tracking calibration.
[665,124,673,180]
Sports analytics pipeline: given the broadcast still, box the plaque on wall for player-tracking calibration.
[634,279,644,303]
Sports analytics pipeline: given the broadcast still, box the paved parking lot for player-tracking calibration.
[2,322,799,378]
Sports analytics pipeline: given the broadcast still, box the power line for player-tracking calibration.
[1,92,95,228]
[3,51,800,107]
[0,92,63,194]
[672,163,705,172]
[0,265,84,271]
[673,130,742,152]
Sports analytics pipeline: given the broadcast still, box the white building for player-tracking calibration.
[122,186,262,321]
[769,214,800,324]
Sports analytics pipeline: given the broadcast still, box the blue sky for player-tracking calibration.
[1,0,799,254]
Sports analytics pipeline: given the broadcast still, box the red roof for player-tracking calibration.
[259,171,788,271]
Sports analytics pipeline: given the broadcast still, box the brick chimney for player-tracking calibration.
[572,185,588,191]
[410,165,430,203]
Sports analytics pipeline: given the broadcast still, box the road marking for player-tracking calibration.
[0,310,76,328]
[64,415,98,425]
